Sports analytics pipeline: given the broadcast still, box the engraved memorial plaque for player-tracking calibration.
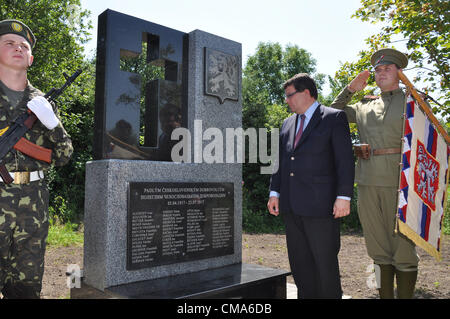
[127,182,234,270]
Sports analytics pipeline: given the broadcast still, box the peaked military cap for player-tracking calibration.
[371,48,408,69]
[0,19,36,48]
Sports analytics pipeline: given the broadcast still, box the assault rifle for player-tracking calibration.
[0,69,82,184]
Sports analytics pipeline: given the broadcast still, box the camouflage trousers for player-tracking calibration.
[0,180,49,299]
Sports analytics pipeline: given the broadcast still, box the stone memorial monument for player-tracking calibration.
[72,9,289,299]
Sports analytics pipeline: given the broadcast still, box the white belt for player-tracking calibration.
[0,170,44,184]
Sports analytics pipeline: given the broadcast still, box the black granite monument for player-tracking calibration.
[93,10,188,161]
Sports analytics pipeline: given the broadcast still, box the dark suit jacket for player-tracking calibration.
[270,104,355,217]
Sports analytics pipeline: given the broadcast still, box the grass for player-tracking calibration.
[46,222,84,247]
[444,187,450,235]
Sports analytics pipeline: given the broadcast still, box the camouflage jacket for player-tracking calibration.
[330,87,405,187]
[0,81,73,172]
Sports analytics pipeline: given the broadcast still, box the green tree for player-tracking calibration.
[243,42,325,110]
[1,1,94,223]
[46,58,95,223]
[333,0,449,120]
[242,42,325,233]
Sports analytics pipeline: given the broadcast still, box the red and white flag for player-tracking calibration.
[398,94,450,261]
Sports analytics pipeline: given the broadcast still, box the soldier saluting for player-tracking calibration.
[331,48,419,299]
[0,19,73,298]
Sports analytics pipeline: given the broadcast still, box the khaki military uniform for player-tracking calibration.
[331,87,419,271]
[0,82,73,298]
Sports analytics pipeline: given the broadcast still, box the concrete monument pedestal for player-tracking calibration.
[82,160,242,290]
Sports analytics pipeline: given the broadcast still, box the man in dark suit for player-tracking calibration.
[267,73,354,299]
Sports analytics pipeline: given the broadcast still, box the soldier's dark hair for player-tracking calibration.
[283,73,318,99]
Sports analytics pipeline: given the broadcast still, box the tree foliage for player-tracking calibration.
[46,58,95,223]
[332,0,449,120]
[1,1,94,223]
[243,42,325,110]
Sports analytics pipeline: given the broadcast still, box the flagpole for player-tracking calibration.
[398,70,450,145]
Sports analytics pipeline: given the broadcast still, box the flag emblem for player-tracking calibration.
[414,139,440,211]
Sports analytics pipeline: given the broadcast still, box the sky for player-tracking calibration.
[79,0,382,93]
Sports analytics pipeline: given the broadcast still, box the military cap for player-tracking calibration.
[371,48,408,69]
[0,19,36,48]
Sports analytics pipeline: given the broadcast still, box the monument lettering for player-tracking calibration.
[127,182,234,270]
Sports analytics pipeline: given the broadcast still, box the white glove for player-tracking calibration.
[27,96,60,130]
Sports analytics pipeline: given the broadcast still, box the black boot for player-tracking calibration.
[376,264,395,299]
[395,269,417,299]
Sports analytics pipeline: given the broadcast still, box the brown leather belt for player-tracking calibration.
[354,144,401,159]
[372,148,401,156]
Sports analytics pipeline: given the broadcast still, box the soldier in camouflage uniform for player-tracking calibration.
[0,19,73,298]
[331,48,419,299]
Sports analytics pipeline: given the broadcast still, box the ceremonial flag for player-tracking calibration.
[397,91,450,261]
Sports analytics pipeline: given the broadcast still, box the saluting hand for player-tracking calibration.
[348,70,370,93]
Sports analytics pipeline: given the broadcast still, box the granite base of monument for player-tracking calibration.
[83,160,243,290]
[71,263,290,299]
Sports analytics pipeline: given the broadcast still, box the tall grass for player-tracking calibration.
[443,187,450,235]
[46,221,83,247]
